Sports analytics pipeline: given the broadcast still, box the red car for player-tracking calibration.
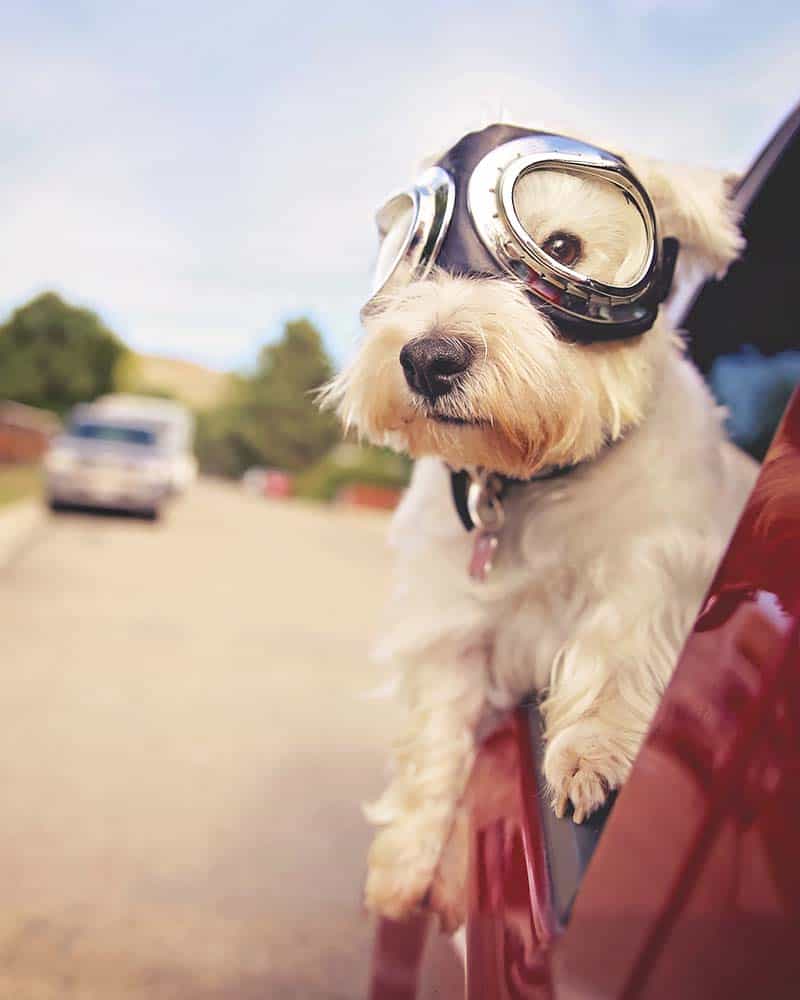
[368,102,800,1000]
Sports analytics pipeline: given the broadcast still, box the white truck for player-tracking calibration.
[92,395,197,494]
[45,395,197,519]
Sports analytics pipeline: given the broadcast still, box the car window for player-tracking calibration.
[69,422,157,447]
[685,104,800,461]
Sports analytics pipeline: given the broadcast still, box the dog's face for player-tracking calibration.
[325,137,742,478]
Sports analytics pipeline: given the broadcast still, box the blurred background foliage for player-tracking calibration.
[0,292,128,414]
[194,318,340,478]
[296,444,411,502]
[0,293,412,501]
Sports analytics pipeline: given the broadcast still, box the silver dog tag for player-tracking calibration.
[466,471,505,582]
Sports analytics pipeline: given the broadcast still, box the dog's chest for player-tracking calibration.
[476,483,599,702]
[483,565,580,704]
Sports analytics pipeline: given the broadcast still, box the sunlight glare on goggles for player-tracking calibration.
[373,192,418,295]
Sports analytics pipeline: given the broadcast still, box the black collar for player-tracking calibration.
[449,463,578,532]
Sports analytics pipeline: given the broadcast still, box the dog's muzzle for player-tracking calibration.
[362,124,679,344]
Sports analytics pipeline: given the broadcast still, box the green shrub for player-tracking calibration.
[194,318,339,478]
[0,292,128,414]
[294,444,411,502]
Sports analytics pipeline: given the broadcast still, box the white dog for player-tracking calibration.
[323,124,756,925]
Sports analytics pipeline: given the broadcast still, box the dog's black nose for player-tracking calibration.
[399,337,473,400]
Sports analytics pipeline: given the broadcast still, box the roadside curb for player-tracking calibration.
[0,499,45,570]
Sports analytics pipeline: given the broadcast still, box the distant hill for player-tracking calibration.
[120,354,233,410]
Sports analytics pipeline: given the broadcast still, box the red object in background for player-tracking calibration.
[0,401,60,463]
[368,393,800,999]
[337,483,403,511]
[262,469,293,499]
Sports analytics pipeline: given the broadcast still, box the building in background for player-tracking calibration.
[0,402,60,464]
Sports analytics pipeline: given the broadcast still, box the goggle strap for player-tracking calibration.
[657,237,680,303]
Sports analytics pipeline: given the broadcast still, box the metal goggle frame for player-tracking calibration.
[370,166,456,297]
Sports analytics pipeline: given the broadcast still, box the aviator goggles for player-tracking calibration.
[366,124,679,343]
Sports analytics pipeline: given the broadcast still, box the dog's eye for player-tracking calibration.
[541,231,582,268]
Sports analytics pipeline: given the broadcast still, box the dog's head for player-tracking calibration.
[324,128,743,478]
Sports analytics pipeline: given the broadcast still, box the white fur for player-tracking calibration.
[322,131,756,923]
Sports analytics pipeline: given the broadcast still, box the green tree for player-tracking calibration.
[0,292,128,413]
[195,318,341,477]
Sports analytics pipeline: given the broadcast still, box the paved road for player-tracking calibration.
[0,481,462,998]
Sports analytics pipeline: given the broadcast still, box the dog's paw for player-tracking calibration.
[365,818,444,921]
[543,719,637,824]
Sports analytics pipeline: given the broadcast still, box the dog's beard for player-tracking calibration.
[323,274,669,478]
[403,388,555,478]
[403,418,555,479]
[411,386,487,428]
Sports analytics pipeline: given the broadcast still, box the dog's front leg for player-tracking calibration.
[541,612,676,823]
[364,644,487,921]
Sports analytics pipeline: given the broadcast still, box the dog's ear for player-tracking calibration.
[625,155,745,279]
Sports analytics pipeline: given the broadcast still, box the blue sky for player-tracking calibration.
[1,1,798,371]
